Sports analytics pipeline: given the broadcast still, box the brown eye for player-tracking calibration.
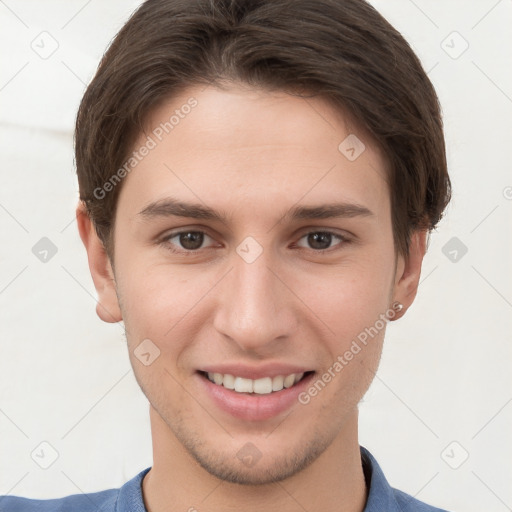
[162,230,213,253]
[295,231,347,252]
[177,231,204,250]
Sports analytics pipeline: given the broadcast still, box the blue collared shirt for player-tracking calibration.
[0,447,449,511]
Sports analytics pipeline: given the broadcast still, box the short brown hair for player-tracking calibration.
[75,0,451,258]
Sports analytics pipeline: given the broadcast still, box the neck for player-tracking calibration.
[142,405,367,512]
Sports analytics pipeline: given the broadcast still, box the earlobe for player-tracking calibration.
[390,230,428,321]
[76,202,122,323]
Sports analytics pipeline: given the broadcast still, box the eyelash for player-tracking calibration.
[159,229,351,256]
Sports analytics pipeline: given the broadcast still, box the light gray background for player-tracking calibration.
[0,1,511,511]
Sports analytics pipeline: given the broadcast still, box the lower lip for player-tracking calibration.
[196,372,315,421]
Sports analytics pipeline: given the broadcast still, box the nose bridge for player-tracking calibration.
[213,244,296,350]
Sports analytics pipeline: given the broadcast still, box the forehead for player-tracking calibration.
[118,84,390,222]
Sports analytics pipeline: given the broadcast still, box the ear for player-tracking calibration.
[76,202,122,323]
[391,230,428,320]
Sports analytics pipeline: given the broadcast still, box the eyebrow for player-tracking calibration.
[138,197,374,223]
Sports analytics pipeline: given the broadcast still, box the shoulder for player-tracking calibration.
[0,467,150,512]
[391,488,450,511]
[0,488,118,512]
[360,446,450,512]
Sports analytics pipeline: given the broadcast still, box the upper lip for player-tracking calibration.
[198,363,312,380]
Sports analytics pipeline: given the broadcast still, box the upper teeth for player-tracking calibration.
[206,372,304,394]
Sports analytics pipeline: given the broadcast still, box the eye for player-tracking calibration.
[161,230,215,253]
[295,231,348,252]
[160,229,349,255]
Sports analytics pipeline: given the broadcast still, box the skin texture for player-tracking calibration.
[77,83,426,512]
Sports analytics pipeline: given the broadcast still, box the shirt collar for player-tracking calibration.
[360,445,402,511]
[115,466,150,512]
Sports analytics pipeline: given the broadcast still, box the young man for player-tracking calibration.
[1,0,451,510]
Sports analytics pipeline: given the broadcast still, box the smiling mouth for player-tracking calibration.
[198,370,314,394]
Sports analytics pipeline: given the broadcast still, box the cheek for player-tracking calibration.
[116,261,215,353]
[117,268,195,401]
[297,267,390,409]
[293,254,395,344]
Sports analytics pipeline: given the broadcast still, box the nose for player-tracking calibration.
[212,246,298,353]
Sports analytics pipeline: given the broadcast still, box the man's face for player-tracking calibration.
[105,84,406,484]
